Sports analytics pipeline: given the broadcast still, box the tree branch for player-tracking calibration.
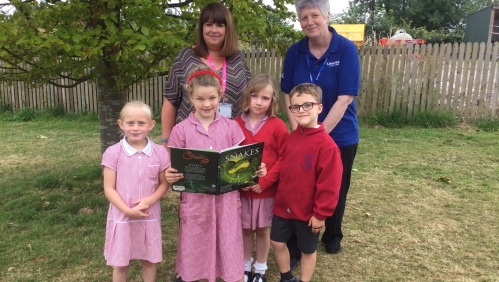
[1,46,93,84]
[58,72,92,82]
[48,78,89,88]
[0,56,29,73]
[166,0,194,8]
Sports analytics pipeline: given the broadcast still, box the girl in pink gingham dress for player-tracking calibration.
[165,67,267,282]
[102,101,169,282]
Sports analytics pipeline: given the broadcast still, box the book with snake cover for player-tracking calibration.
[170,142,264,195]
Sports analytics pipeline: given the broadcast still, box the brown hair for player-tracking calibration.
[185,65,222,98]
[119,101,154,121]
[289,83,323,103]
[240,74,279,118]
[194,2,238,58]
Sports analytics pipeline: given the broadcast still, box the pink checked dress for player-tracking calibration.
[101,138,170,267]
[170,113,245,282]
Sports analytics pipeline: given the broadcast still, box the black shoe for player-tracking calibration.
[252,273,267,282]
[173,277,185,282]
[244,271,253,282]
[290,257,299,271]
[279,276,299,282]
[325,242,342,254]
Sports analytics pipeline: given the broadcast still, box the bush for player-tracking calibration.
[0,106,98,122]
[364,111,408,128]
[15,107,40,121]
[0,100,13,113]
[475,120,499,132]
[43,106,66,118]
[365,110,457,128]
[410,111,457,128]
[402,26,464,44]
[153,105,161,121]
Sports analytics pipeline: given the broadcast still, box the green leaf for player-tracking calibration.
[135,43,146,51]
[72,34,80,43]
[141,26,149,36]
[63,44,72,52]
[123,29,134,36]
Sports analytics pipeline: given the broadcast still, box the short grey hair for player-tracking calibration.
[295,0,330,18]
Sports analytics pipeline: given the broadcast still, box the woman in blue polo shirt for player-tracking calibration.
[281,0,360,265]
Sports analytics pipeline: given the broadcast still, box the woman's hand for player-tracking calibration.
[165,166,183,184]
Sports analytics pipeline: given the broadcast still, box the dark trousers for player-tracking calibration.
[287,143,358,258]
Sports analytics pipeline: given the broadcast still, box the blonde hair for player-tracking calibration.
[185,65,222,98]
[240,74,279,117]
[119,101,154,120]
[289,83,323,103]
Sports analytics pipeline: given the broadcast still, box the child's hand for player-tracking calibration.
[126,204,150,219]
[240,187,252,192]
[256,163,267,178]
[165,166,183,184]
[133,198,153,209]
[308,216,324,234]
[250,184,262,193]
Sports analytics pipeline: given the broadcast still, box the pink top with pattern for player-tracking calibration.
[240,112,268,135]
[170,112,245,282]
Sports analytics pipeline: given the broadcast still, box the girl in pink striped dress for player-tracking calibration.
[102,101,169,282]
[165,67,267,282]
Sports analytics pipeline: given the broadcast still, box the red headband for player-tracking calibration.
[187,69,222,86]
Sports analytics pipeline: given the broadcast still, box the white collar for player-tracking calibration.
[121,137,153,156]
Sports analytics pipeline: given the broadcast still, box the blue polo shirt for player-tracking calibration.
[281,26,360,147]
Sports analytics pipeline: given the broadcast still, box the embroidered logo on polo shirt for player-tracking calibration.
[327,61,340,67]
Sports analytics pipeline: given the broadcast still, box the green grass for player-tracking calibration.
[1,119,498,281]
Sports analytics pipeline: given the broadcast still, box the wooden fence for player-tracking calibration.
[1,43,499,121]
[359,42,499,121]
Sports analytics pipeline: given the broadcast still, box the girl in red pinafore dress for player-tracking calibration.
[235,74,289,282]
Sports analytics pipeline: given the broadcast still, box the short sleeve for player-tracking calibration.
[240,52,252,81]
[101,143,120,171]
[280,45,298,94]
[154,144,171,171]
[163,53,184,107]
[169,123,186,149]
[337,41,361,96]
[229,119,245,146]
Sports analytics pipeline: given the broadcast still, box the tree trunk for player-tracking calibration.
[97,62,127,154]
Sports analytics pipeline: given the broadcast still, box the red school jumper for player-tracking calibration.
[235,116,289,199]
[273,124,343,221]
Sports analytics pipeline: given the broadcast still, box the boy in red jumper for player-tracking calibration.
[270,83,343,282]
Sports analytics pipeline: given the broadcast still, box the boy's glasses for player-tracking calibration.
[288,102,320,113]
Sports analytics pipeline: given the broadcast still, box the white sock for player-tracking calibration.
[253,261,267,275]
[244,257,253,272]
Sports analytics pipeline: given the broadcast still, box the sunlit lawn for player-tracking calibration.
[0,119,498,281]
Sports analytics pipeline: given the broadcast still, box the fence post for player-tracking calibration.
[486,43,499,120]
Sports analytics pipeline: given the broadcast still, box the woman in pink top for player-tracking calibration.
[102,101,169,282]
[165,67,266,282]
